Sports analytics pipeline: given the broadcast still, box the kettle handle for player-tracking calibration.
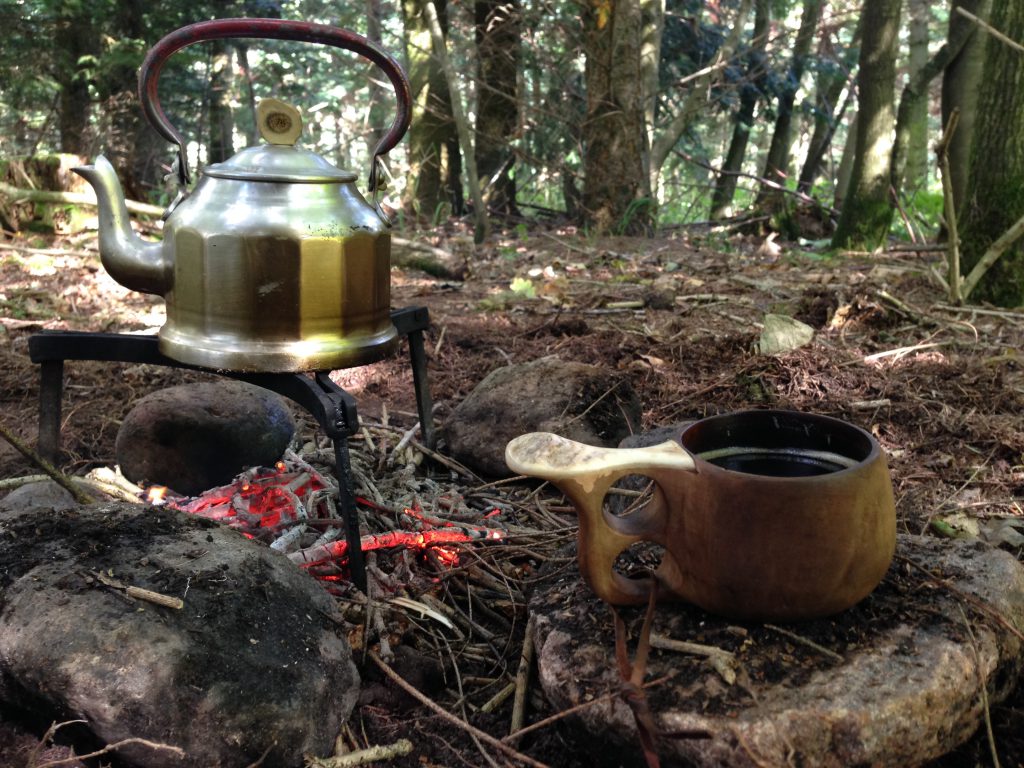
[138,18,411,190]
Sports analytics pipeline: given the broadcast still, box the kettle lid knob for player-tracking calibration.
[257,98,302,146]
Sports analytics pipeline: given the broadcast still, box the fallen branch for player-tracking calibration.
[0,421,94,504]
[368,650,550,768]
[305,739,413,767]
[0,181,165,218]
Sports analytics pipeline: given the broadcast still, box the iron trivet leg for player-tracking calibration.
[332,436,366,594]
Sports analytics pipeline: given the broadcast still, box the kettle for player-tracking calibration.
[75,19,412,372]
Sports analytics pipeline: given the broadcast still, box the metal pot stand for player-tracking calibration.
[27,304,433,594]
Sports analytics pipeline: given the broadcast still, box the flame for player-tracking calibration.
[146,486,168,506]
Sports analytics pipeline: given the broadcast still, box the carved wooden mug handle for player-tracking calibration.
[505,432,696,605]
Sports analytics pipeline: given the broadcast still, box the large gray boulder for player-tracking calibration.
[0,501,358,767]
[530,535,1024,767]
[445,356,642,477]
[116,381,295,495]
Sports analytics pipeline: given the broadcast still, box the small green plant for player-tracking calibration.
[509,277,537,299]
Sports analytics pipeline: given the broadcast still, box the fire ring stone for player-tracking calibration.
[529,534,1024,767]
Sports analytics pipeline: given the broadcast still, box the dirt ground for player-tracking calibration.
[1,222,1023,767]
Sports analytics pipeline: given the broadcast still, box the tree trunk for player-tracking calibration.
[640,0,665,194]
[797,14,863,194]
[581,0,649,233]
[941,0,991,217]
[207,40,235,165]
[710,0,771,220]
[475,0,521,215]
[366,0,388,154]
[834,113,857,209]
[831,0,902,251]
[958,0,1024,306]
[402,0,460,221]
[54,6,98,155]
[755,0,823,211]
[890,0,979,198]
[902,0,930,190]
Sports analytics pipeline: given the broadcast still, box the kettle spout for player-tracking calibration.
[74,155,167,296]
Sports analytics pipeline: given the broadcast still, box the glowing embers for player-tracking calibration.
[144,459,505,586]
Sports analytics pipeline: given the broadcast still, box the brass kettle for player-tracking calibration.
[75,19,412,372]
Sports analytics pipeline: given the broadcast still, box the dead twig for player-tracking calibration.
[764,624,844,664]
[0,421,94,505]
[28,720,184,768]
[305,738,413,767]
[368,650,550,768]
[509,613,537,737]
[897,555,1024,644]
[958,606,1002,768]
[648,633,739,684]
[89,571,185,610]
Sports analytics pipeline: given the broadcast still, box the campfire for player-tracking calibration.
[136,446,506,593]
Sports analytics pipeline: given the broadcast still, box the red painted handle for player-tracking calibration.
[138,18,411,189]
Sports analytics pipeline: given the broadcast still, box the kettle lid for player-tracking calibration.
[202,98,357,183]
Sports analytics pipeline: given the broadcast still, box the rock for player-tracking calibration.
[444,356,642,478]
[116,381,296,496]
[0,501,359,768]
[757,313,815,355]
[530,535,1024,768]
[0,479,76,512]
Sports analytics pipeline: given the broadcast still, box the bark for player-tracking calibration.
[54,7,97,155]
[958,0,1024,306]
[475,0,521,215]
[833,113,857,208]
[890,0,979,196]
[235,44,259,147]
[831,0,902,251]
[402,0,460,220]
[366,0,388,153]
[797,14,863,194]
[941,0,991,217]
[710,0,770,220]
[902,0,930,190]
[640,0,666,193]
[207,40,235,164]
[755,0,823,211]
[582,0,650,233]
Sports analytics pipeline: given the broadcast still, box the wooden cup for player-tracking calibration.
[505,410,896,621]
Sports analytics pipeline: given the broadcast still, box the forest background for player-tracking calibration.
[1,0,1023,306]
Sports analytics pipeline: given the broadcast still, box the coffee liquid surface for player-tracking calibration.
[698,446,858,477]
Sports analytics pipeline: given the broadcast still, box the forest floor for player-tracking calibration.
[0,222,1023,767]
